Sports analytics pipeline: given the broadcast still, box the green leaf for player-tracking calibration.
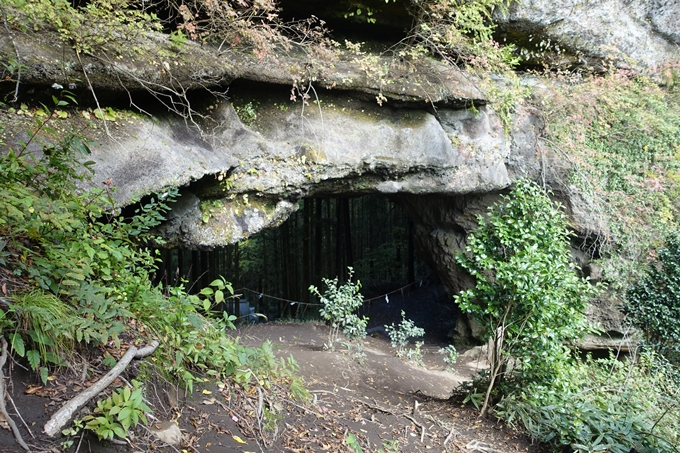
[111,423,126,439]
[27,350,40,370]
[10,333,25,357]
[40,366,49,384]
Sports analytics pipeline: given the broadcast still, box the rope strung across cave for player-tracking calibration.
[233,280,423,311]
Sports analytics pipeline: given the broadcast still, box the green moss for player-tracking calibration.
[199,199,224,223]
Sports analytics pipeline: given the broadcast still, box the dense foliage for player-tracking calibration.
[626,232,680,365]
[455,179,596,415]
[0,96,307,441]
[543,67,680,290]
[497,353,679,452]
[454,180,680,451]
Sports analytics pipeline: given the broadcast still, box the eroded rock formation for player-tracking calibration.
[2,0,678,343]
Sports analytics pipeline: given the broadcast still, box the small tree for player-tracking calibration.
[455,178,596,416]
[626,232,680,365]
[309,267,367,351]
[385,310,426,361]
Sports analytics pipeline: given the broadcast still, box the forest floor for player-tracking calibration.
[0,284,550,453]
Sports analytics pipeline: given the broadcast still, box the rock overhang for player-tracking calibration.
[77,84,523,248]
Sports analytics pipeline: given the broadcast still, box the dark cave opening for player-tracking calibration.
[276,0,412,45]
[152,194,457,337]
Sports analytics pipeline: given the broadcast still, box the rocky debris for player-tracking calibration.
[149,421,183,446]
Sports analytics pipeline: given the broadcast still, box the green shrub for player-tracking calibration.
[496,353,680,453]
[7,291,83,383]
[625,231,680,365]
[309,267,368,350]
[455,178,597,415]
[82,380,151,441]
[438,345,459,371]
[543,68,680,293]
[384,310,425,363]
[0,96,306,405]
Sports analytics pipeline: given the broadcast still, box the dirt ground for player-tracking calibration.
[0,285,549,453]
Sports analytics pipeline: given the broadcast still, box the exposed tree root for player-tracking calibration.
[44,340,159,437]
[0,336,31,451]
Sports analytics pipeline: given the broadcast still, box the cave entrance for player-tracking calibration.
[154,194,455,331]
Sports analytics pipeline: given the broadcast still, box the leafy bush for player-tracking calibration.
[438,345,459,371]
[384,310,425,362]
[455,178,597,415]
[625,231,680,365]
[407,0,517,70]
[543,67,680,293]
[309,267,368,351]
[7,291,82,383]
[82,380,151,441]
[0,96,306,405]
[496,353,680,453]
[4,0,162,54]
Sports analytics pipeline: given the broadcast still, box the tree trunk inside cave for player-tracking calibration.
[153,195,443,321]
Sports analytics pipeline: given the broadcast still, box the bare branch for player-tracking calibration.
[0,3,21,103]
[0,337,31,451]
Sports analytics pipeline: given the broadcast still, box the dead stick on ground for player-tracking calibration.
[44,341,159,437]
[8,392,34,438]
[443,424,455,446]
[0,337,31,451]
[347,395,428,443]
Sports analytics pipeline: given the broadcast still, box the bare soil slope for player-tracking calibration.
[0,319,548,453]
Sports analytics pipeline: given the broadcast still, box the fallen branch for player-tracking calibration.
[44,340,159,437]
[0,337,31,451]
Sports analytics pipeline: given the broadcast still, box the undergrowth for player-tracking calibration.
[541,65,680,291]
[496,352,680,452]
[0,95,308,441]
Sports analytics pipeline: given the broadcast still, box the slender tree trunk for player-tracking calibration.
[177,249,184,285]
[191,250,200,291]
[408,218,415,283]
[341,198,353,277]
[302,200,311,303]
[200,250,209,288]
[233,242,240,289]
[335,198,342,278]
[326,198,332,278]
[315,198,323,287]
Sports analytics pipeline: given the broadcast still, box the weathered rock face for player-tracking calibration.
[87,86,521,248]
[5,0,665,344]
[650,0,680,44]
[495,0,680,70]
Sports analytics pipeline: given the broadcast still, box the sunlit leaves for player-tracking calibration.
[455,178,597,385]
[309,267,368,350]
[626,232,680,365]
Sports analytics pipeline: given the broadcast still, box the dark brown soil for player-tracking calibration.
[0,286,549,453]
